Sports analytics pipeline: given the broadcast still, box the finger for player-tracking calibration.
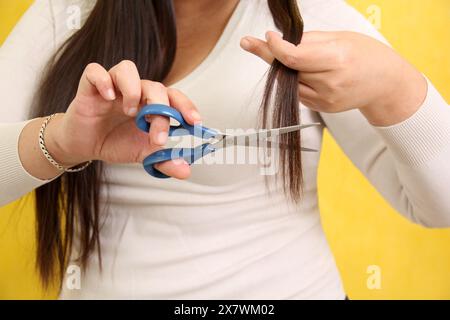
[298,82,320,101]
[109,60,142,116]
[167,88,201,125]
[298,71,334,92]
[154,158,191,180]
[78,63,116,101]
[240,36,274,65]
[148,116,170,146]
[298,71,319,83]
[299,97,320,111]
[265,31,333,72]
[141,80,171,146]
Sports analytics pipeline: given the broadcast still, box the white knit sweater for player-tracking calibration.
[0,0,449,299]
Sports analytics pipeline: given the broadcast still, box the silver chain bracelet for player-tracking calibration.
[38,114,92,173]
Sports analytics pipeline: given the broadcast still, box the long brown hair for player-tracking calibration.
[32,0,304,288]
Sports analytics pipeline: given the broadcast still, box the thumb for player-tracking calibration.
[240,36,274,65]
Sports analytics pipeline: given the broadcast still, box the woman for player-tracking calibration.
[0,0,449,299]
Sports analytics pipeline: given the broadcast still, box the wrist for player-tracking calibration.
[361,64,427,127]
[44,113,86,168]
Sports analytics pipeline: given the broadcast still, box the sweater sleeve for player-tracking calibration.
[308,1,450,227]
[0,0,93,206]
[0,122,48,206]
[321,80,450,228]
[0,1,54,206]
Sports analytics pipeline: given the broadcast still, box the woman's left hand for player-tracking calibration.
[241,31,427,126]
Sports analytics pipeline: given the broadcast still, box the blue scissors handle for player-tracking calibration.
[136,104,217,138]
[142,143,216,179]
[136,104,219,178]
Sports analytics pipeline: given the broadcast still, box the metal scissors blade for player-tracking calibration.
[209,136,318,152]
[210,123,322,151]
[226,123,321,142]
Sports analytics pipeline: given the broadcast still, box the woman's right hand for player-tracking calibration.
[45,60,201,179]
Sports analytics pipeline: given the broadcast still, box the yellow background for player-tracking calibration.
[0,0,449,299]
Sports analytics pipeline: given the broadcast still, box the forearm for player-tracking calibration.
[0,114,85,206]
[0,115,84,206]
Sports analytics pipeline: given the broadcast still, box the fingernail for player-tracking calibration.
[172,158,188,166]
[240,38,251,50]
[127,107,138,117]
[156,132,168,145]
[191,111,201,123]
[106,88,116,100]
[265,32,271,41]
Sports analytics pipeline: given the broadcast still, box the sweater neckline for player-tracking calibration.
[170,0,248,90]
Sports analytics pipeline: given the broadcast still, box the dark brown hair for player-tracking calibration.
[31,0,304,288]
[263,0,304,200]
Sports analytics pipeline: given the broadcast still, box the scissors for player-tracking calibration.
[135,104,321,178]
